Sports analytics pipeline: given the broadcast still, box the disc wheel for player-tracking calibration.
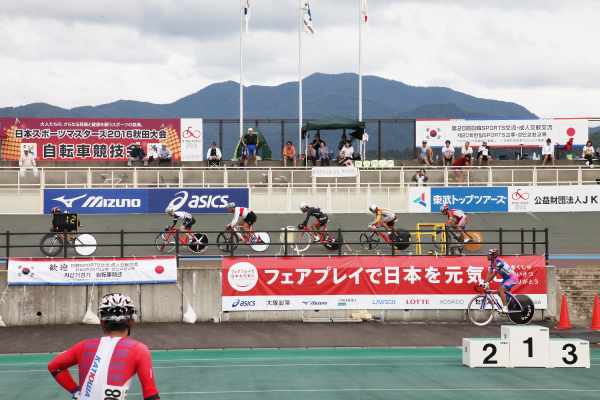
[467,294,494,326]
[217,232,239,252]
[507,294,535,325]
[360,231,380,250]
[40,234,63,257]
[392,229,411,251]
[74,234,97,256]
[294,231,311,252]
[250,232,270,252]
[155,233,176,253]
[323,232,342,251]
[188,233,209,254]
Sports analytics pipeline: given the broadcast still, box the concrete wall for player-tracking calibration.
[0,266,556,326]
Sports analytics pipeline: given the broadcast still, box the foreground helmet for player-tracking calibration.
[440,204,449,212]
[165,206,174,213]
[227,202,235,208]
[98,293,136,324]
[51,207,60,214]
[487,248,499,258]
[369,204,377,212]
[299,202,308,210]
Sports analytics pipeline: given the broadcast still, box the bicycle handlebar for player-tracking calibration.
[474,285,483,293]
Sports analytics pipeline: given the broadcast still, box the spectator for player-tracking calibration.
[311,133,322,153]
[583,140,594,168]
[283,141,296,167]
[337,140,354,166]
[416,140,434,167]
[304,143,317,167]
[207,141,222,168]
[442,140,455,166]
[147,144,158,163]
[411,169,428,186]
[452,154,472,185]
[541,138,555,166]
[318,140,330,166]
[596,143,600,159]
[128,142,148,167]
[156,143,173,168]
[19,148,36,168]
[338,133,353,151]
[243,128,259,167]
[461,141,473,165]
[478,141,491,166]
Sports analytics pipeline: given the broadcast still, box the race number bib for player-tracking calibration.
[102,385,128,400]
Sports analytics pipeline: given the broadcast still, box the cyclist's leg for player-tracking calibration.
[310,220,321,232]
[499,276,518,306]
[182,218,196,242]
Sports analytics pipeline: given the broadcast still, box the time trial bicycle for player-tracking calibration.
[155,227,209,254]
[468,284,535,326]
[294,224,342,252]
[216,225,271,252]
[40,231,97,257]
[431,226,483,254]
[359,224,411,251]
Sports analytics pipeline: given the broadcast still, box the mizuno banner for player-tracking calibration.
[44,189,148,214]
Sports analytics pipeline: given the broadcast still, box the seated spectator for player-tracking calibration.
[19,148,37,169]
[452,154,472,185]
[415,140,433,167]
[338,133,353,152]
[318,140,330,166]
[411,169,428,186]
[583,140,594,168]
[128,142,148,167]
[442,140,455,166]
[477,141,491,166]
[596,143,600,159]
[283,141,296,167]
[311,133,322,154]
[304,144,317,167]
[207,141,222,168]
[541,138,555,166]
[337,140,354,166]
[461,141,473,165]
[157,143,173,168]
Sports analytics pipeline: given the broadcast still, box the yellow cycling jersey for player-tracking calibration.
[374,208,396,224]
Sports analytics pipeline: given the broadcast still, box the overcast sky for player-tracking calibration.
[1,0,599,120]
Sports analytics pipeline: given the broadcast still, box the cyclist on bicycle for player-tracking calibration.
[368,204,396,232]
[440,204,470,242]
[299,202,328,239]
[226,202,258,242]
[165,206,196,243]
[48,293,161,400]
[481,248,519,313]
[51,206,79,244]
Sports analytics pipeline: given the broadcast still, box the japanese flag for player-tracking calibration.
[559,124,584,143]
[243,0,251,34]
[361,0,369,35]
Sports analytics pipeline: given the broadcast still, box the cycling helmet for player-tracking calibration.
[487,248,499,258]
[299,202,308,210]
[51,206,60,214]
[227,202,235,208]
[440,204,449,212]
[369,204,377,212]
[98,293,136,324]
[165,206,174,213]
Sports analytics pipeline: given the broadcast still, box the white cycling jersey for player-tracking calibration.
[173,211,192,221]
[230,207,250,226]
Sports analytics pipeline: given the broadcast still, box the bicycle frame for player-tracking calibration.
[164,228,194,244]
[476,287,523,314]
[368,225,393,243]
[298,225,333,243]
[227,225,258,243]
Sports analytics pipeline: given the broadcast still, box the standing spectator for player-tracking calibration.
[411,169,428,186]
[156,143,173,168]
[541,138,555,166]
[461,141,473,165]
[452,154,472,185]
[416,140,434,167]
[304,143,317,167]
[318,140,330,166]
[207,141,222,168]
[128,142,148,167]
[583,140,594,168]
[311,133,322,154]
[442,140,455,166]
[19,148,36,168]
[243,128,259,167]
[338,133,353,151]
[477,141,491,166]
[338,140,354,166]
[283,141,296,167]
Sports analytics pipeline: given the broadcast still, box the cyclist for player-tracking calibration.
[481,248,518,313]
[440,204,470,242]
[299,202,328,239]
[51,206,79,244]
[165,206,196,243]
[226,202,257,242]
[368,204,396,232]
[48,293,161,400]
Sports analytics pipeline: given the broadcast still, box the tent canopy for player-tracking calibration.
[233,127,273,160]
[302,115,366,140]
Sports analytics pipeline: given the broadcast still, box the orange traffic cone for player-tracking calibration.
[555,295,572,329]
[589,295,600,330]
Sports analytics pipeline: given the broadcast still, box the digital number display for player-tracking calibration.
[53,213,78,231]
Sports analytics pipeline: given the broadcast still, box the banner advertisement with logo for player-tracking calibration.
[415,118,588,148]
[509,186,600,212]
[8,257,177,285]
[222,256,547,311]
[312,167,358,177]
[0,117,203,162]
[409,187,509,213]
[147,188,249,214]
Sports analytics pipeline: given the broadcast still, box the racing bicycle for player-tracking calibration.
[431,225,483,254]
[467,284,535,326]
[39,231,97,257]
[359,224,411,251]
[155,228,209,254]
[216,225,271,252]
[294,225,343,252]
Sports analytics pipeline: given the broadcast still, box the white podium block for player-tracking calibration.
[549,339,590,368]
[501,325,549,368]
[462,338,509,368]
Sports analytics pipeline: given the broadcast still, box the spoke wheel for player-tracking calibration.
[155,233,176,253]
[507,294,535,325]
[467,294,494,326]
[188,233,209,254]
[294,231,311,252]
[40,234,63,257]
[359,231,380,250]
[217,232,238,253]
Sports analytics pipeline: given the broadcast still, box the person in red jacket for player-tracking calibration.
[48,293,160,400]
[452,153,472,185]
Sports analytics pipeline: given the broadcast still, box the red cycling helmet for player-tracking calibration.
[51,207,60,214]
[487,248,499,258]
[440,204,449,212]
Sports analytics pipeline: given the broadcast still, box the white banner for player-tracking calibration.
[223,294,547,311]
[312,166,357,177]
[8,257,177,285]
[180,118,203,161]
[509,186,600,212]
[416,118,588,148]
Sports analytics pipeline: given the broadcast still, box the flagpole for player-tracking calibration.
[358,0,362,122]
[299,0,303,158]
[240,0,244,138]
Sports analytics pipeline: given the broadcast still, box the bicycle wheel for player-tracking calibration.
[40,234,63,257]
[359,231,380,250]
[467,295,494,326]
[464,231,483,251]
[216,232,238,252]
[507,294,535,325]
[323,232,342,251]
[392,229,411,251]
[250,232,270,252]
[188,233,209,254]
[74,234,97,256]
[294,231,311,252]
[155,233,176,253]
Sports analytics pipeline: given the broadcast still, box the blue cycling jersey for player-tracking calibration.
[489,258,516,278]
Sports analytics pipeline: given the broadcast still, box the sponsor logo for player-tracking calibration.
[338,302,346,306]
[372,299,396,305]
[301,301,327,306]
[439,299,464,305]
[231,299,256,308]
[167,191,230,210]
[85,355,101,396]
[267,299,291,306]
[413,193,426,207]
[511,189,529,201]
[53,194,87,208]
[227,262,258,292]
[405,299,430,305]
[52,194,142,208]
